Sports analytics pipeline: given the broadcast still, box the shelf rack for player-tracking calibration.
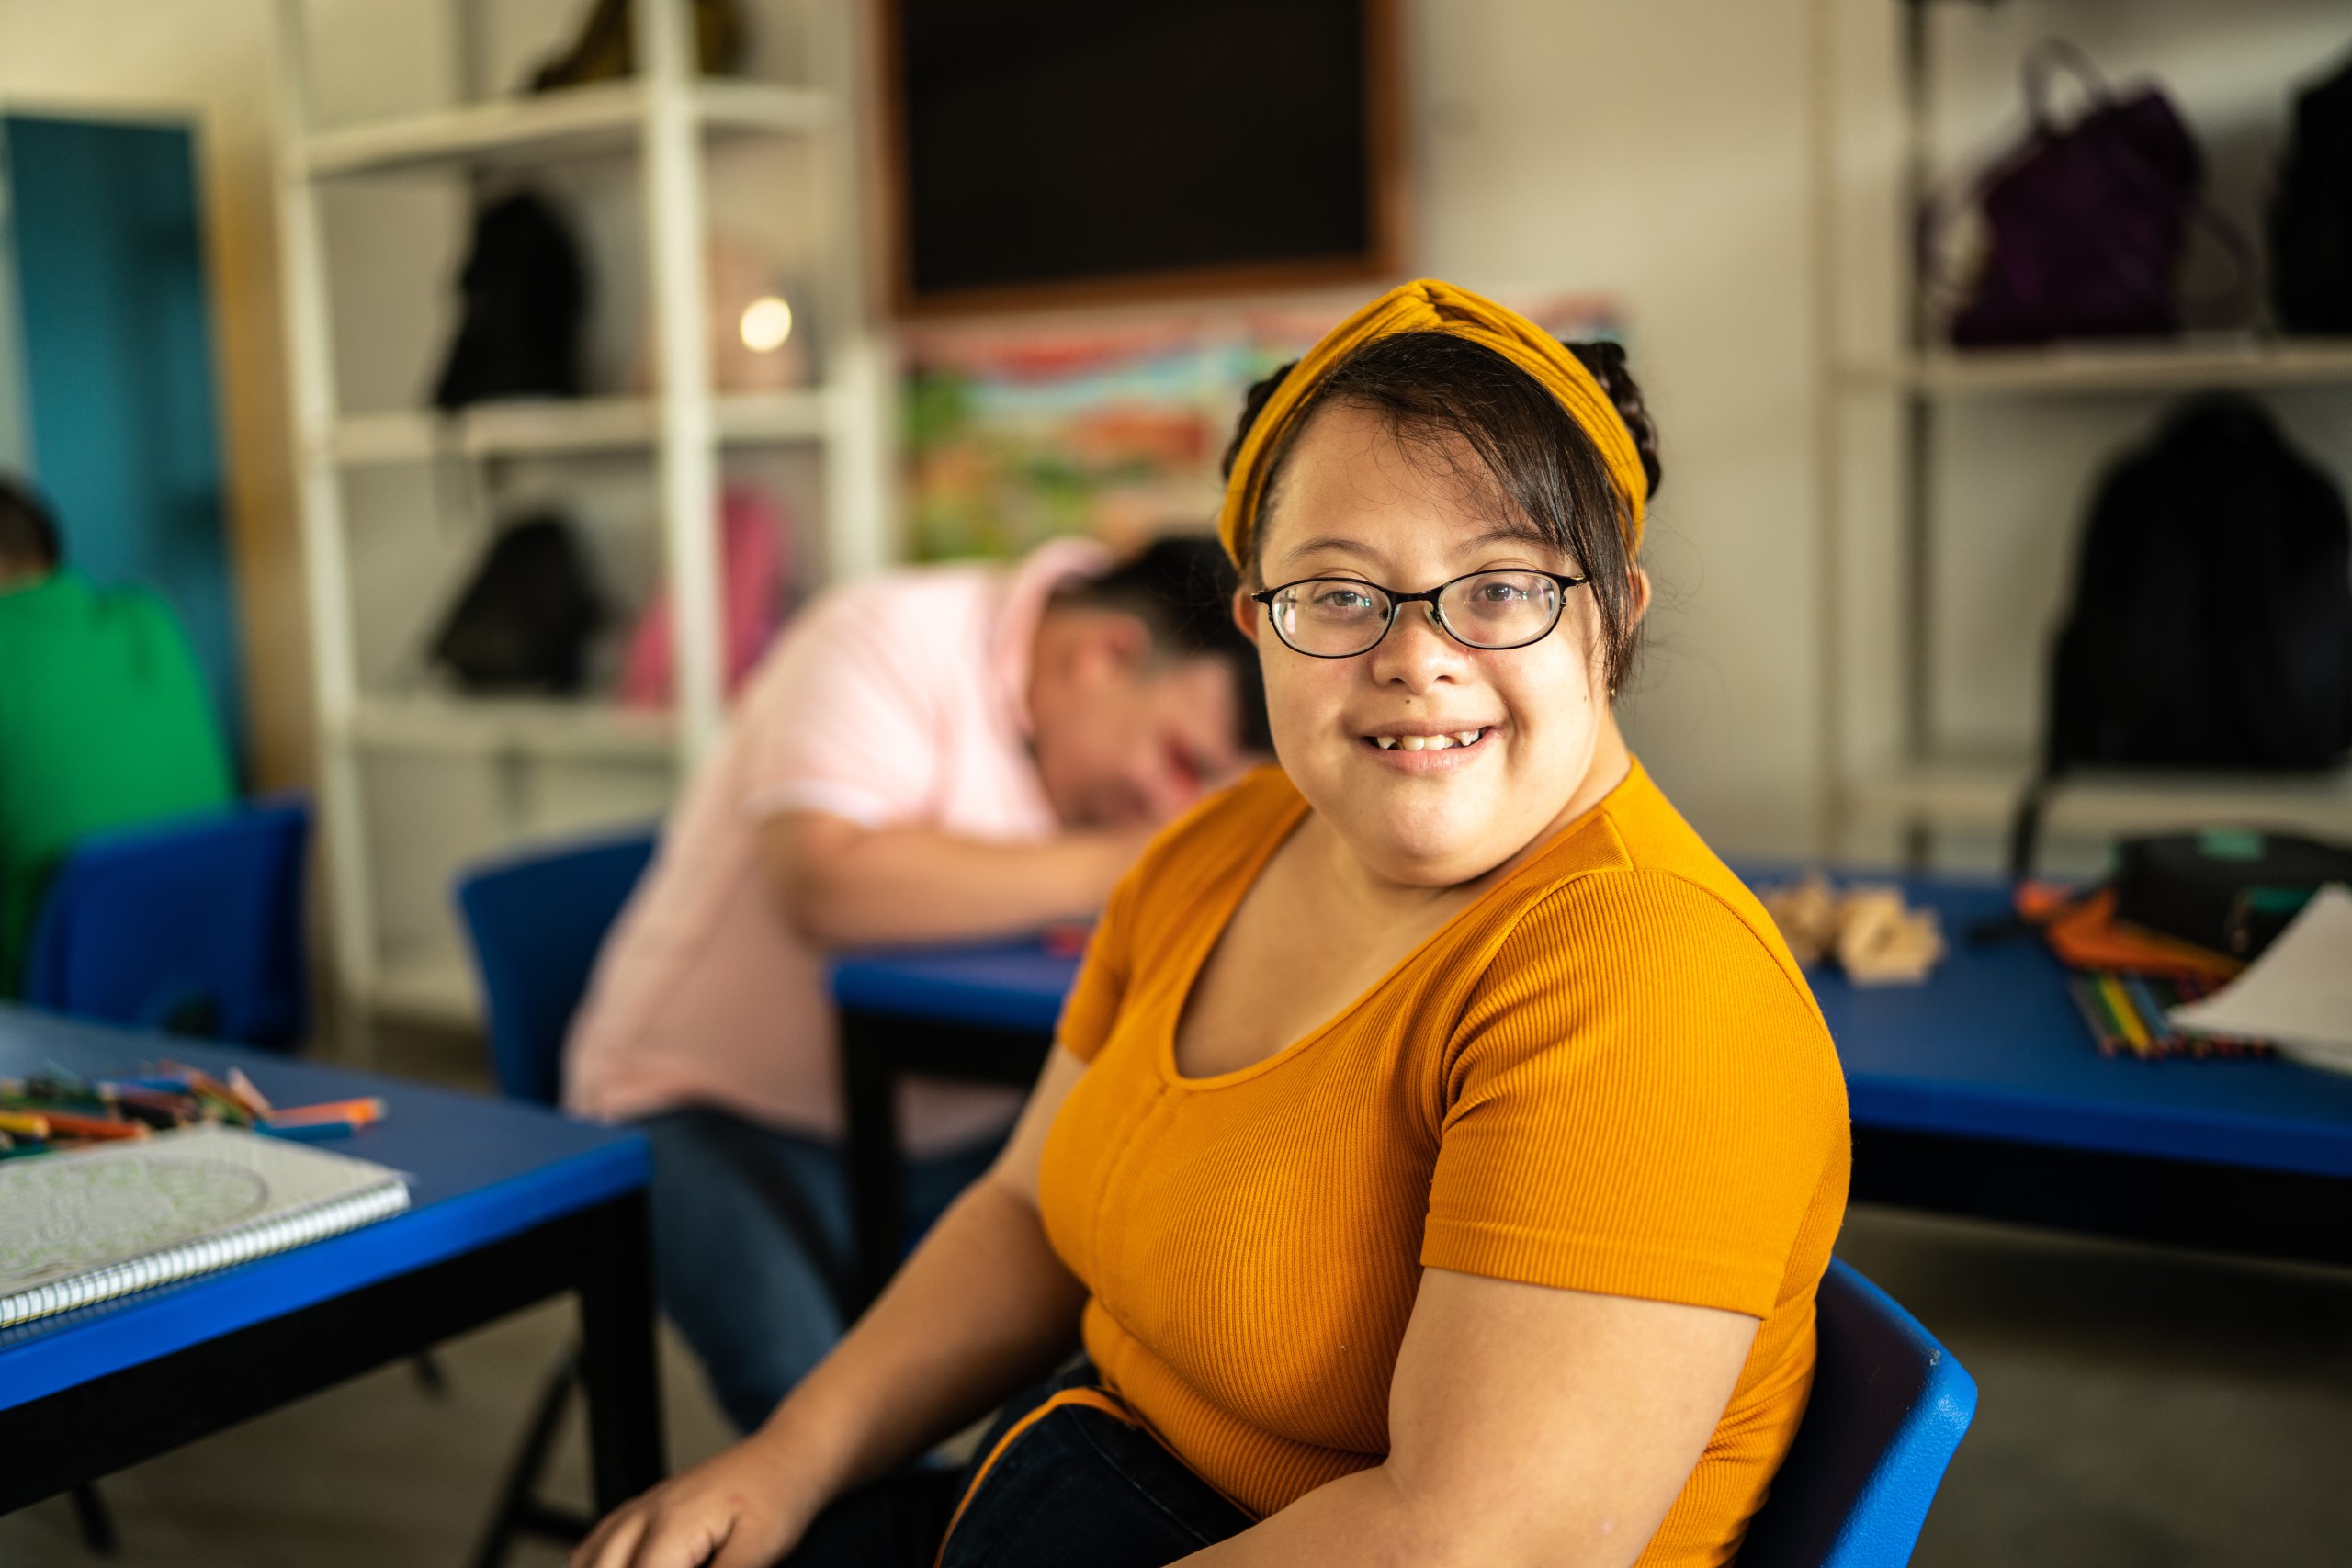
[301,77,834,177]
[1810,0,2352,868]
[1842,337,2352,396]
[324,389,835,464]
[276,0,894,1038]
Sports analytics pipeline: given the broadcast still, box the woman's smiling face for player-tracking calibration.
[1237,400,1640,889]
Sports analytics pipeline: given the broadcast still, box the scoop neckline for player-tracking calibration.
[1156,759,1646,1092]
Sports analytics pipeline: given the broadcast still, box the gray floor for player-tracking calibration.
[2,1026,2346,1567]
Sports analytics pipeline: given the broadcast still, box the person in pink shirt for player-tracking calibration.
[564,536,1267,1430]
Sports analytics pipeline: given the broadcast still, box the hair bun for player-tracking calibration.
[1566,341,1662,501]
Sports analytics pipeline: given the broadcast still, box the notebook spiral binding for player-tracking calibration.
[0,1180,411,1330]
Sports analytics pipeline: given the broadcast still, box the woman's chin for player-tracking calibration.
[1329,804,1519,889]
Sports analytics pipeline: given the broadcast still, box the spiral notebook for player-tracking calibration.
[0,1125,410,1329]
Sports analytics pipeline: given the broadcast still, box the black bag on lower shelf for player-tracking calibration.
[2011,396,2352,874]
[430,514,606,694]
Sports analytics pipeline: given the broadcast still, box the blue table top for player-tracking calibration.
[831,874,2352,1184]
[0,1006,648,1412]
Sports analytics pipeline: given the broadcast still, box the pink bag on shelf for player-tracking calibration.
[619,488,793,707]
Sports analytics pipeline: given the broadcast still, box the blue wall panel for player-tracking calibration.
[3,114,243,764]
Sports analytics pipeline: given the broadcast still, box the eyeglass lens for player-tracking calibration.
[1268,571,1565,657]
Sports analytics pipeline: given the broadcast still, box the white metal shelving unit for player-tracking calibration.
[1812,0,2352,869]
[275,0,895,1041]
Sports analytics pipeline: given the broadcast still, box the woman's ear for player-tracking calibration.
[1626,565,1653,629]
[1230,584,1261,647]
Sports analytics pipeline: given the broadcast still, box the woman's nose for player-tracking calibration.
[1368,602,1464,688]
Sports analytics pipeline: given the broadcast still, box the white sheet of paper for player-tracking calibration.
[2168,884,2352,1074]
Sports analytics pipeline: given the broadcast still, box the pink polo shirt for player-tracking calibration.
[562,538,1110,1152]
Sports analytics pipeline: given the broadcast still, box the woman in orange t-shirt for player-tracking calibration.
[576,281,1849,1568]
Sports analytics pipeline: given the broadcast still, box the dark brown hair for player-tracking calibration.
[1054,535,1273,751]
[1219,333,1661,692]
[0,476,61,572]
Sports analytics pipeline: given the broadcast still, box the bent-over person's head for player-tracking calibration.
[1217,280,1663,888]
[1028,536,1272,830]
[0,478,62,589]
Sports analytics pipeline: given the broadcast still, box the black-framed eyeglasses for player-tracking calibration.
[1250,570,1589,659]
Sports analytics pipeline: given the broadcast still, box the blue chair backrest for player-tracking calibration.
[1738,1258,1977,1567]
[453,829,656,1108]
[22,798,310,1050]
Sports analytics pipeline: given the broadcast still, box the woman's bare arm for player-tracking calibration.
[572,1048,1093,1568]
[1176,1269,1758,1568]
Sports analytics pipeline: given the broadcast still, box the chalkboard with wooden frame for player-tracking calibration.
[876,0,1406,316]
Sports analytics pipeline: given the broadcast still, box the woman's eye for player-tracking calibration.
[1311,587,1377,612]
[1466,578,1532,607]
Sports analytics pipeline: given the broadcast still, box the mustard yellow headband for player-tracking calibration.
[1216,278,1647,569]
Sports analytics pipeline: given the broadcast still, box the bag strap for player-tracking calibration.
[2022,39,2117,136]
[2007,768,2058,882]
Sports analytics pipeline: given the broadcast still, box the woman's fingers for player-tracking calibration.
[571,1501,649,1568]
[639,1512,731,1568]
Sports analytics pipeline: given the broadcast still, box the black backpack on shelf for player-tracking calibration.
[432,191,585,411]
[2269,47,2352,333]
[430,514,607,694]
[2010,396,2352,874]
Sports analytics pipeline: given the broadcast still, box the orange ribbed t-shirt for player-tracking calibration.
[1037,761,1850,1566]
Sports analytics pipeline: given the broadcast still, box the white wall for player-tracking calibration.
[1414,0,1828,855]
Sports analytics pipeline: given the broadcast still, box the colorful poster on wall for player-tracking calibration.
[902,292,1623,561]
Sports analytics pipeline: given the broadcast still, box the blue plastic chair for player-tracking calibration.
[452,826,655,1568]
[452,828,656,1109]
[1738,1258,1978,1568]
[22,798,310,1050]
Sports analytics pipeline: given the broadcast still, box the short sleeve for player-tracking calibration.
[1422,871,1847,1319]
[739,583,946,829]
[1054,860,1142,1064]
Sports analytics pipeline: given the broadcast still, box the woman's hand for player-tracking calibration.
[571,1432,820,1568]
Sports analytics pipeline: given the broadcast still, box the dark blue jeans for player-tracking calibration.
[785,1363,1253,1568]
[640,1107,1001,1433]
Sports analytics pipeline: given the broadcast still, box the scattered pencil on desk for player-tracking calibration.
[0,1066,387,1158]
[37,1109,149,1142]
[261,1098,386,1140]
[225,1066,275,1119]
[2066,972,2274,1061]
[0,1109,52,1140]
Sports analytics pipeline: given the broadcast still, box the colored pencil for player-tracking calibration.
[0,1110,51,1139]
[2096,974,2151,1055]
[2068,979,2125,1055]
[224,1066,275,1118]
[264,1097,385,1129]
[34,1110,147,1141]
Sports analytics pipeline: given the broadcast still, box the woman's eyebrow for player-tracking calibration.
[1461,524,1558,552]
[1276,535,1383,564]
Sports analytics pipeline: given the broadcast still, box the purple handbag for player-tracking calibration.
[1948,42,2206,346]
